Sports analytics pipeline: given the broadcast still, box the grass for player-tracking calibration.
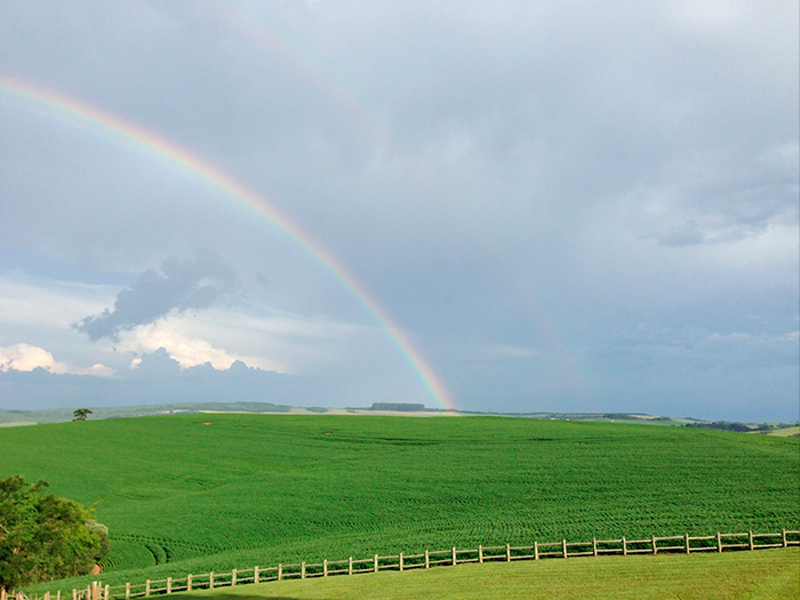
[172,548,800,600]
[0,414,797,591]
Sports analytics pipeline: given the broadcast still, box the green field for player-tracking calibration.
[176,548,800,600]
[0,414,797,591]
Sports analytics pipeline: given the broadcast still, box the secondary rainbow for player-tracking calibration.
[0,74,456,411]
[208,2,390,144]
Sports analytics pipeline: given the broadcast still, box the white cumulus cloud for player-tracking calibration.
[0,343,112,377]
[117,323,286,373]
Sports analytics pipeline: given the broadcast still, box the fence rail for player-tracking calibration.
[11,528,799,600]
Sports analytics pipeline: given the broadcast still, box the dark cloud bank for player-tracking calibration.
[73,251,237,342]
[0,348,309,409]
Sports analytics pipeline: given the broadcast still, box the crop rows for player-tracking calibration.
[0,414,797,591]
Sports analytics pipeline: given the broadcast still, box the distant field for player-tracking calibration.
[175,548,800,600]
[767,426,800,437]
[0,414,797,591]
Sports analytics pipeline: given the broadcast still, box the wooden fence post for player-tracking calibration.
[58,591,62,600]
[323,560,328,577]
[562,539,567,558]
[506,544,511,562]
[782,528,787,548]
[373,555,378,573]
[748,531,754,551]
[652,536,657,555]
[622,536,627,556]
[452,547,457,566]
[301,562,306,579]
[125,582,131,599]
[478,545,483,563]
[73,589,77,600]
[348,557,353,576]
[166,577,172,594]
[104,585,109,600]
[717,532,722,552]
[232,569,237,586]
[254,566,260,584]
[425,550,430,569]
[685,533,690,554]
[186,575,192,592]
[209,572,214,590]
[592,538,598,557]
[399,552,404,571]
[45,592,51,600]
[277,565,282,581]
[534,541,539,560]
[144,581,150,598]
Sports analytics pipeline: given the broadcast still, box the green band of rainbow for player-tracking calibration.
[0,74,456,411]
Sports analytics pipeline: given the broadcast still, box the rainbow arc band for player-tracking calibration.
[0,74,455,411]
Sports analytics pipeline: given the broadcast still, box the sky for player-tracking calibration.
[0,1,797,422]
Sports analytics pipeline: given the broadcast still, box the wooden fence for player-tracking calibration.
[11,528,800,600]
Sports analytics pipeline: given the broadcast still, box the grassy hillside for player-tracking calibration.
[0,414,797,589]
[175,548,800,600]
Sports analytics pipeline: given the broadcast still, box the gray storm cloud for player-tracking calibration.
[73,250,237,342]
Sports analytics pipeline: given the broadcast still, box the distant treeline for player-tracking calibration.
[602,413,671,421]
[370,403,428,412]
[685,421,768,433]
[0,401,292,424]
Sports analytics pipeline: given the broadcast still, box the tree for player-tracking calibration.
[72,408,93,421]
[0,476,110,592]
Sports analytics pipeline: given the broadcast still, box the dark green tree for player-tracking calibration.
[72,409,92,421]
[0,476,110,592]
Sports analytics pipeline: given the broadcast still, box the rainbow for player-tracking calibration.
[0,73,456,411]
[193,6,591,403]
[205,2,390,145]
